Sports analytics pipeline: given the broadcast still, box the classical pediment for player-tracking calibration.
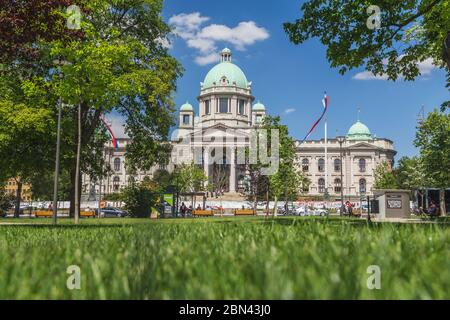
[348,142,382,150]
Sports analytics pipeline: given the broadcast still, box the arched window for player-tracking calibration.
[318,158,325,172]
[334,178,342,193]
[359,158,366,172]
[318,178,325,193]
[359,179,366,194]
[334,159,341,172]
[302,158,309,172]
[114,158,121,171]
[113,176,120,192]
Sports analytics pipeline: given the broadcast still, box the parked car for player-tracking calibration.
[96,207,129,218]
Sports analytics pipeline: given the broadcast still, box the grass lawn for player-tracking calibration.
[0,216,449,299]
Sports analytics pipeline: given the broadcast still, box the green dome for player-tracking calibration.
[180,102,194,112]
[347,120,372,140]
[252,102,266,111]
[203,60,248,89]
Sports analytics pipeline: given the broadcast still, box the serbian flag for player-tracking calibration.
[100,116,119,150]
[301,92,330,143]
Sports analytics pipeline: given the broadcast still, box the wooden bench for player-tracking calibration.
[234,209,256,216]
[81,211,96,218]
[34,211,53,218]
[192,210,214,217]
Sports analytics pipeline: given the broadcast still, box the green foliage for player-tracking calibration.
[121,180,159,218]
[284,0,450,109]
[262,116,310,202]
[374,161,399,189]
[0,188,14,215]
[0,218,449,299]
[414,109,450,189]
[173,162,208,195]
[395,156,427,190]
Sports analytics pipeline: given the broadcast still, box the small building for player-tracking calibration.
[373,189,411,219]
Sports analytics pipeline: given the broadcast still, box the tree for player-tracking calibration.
[0,100,55,217]
[1,0,182,221]
[284,1,450,110]
[396,156,427,191]
[262,116,309,215]
[373,161,399,190]
[121,180,159,218]
[0,0,85,63]
[174,162,208,211]
[0,188,14,217]
[211,162,228,210]
[414,109,450,215]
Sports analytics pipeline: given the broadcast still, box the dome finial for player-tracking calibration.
[221,48,232,62]
[357,107,361,122]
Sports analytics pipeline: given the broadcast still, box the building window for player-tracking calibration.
[334,159,341,172]
[205,100,210,115]
[318,158,325,172]
[334,178,342,193]
[318,178,325,193]
[255,115,262,124]
[183,114,190,125]
[114,158,121,171]
[238,99,245,115]
[219,98,229,113]
[359,179,366,194]
[359,158,366,172]
[113,176,120,192]
[302,159,309,172]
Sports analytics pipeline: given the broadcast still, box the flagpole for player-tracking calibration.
[324,114,328,203]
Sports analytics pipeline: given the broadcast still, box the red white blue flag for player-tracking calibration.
[301,92,330,143]
[100,116,119,150]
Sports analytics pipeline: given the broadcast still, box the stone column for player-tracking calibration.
[229,147,236,193]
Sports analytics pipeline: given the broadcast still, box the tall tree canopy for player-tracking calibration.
[0,0,182,215]
[284,1,450,108]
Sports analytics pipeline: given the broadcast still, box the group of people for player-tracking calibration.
[341,201,354,215]
[179,202,204,216]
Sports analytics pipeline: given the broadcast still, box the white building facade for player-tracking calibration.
[83,49,396,201]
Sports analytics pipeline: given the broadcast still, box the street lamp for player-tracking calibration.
[337,136,346,215]
[51,58,71,225]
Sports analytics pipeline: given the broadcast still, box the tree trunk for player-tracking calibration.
[14,181,22,218]
[273,195,278,217]
[265,188,269,217]
[440,189,446,217]
[74,104,82,224]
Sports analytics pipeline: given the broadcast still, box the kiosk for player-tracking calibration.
[373,189,411,219]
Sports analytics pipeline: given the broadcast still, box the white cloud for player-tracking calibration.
[169,12,269,65]
[353,58,437,81]
[187,38,216,53]
[284,108,296,114]
[195,52,221,66]
[169,12,210,40]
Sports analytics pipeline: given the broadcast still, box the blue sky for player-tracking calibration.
[115,0,449,160]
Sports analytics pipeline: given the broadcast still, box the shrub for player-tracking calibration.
[121,181,159,218]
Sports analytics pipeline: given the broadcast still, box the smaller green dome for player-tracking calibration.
[347,120,372,140]
[252,101,266,111]
[180,102,194,112]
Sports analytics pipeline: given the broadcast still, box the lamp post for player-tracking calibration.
[337,136,345,215]
[51,59,70,225]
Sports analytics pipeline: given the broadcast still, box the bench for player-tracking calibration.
[81,211,96,218]
[234,209,256,216]
[34,211,53,218]
[192,210,214,217]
